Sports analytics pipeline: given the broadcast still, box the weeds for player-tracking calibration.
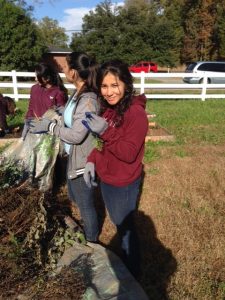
[0,159,28,189]
[144,141,161,163]
[0,142,12,154]
[5,232,24,259]
[175,148,188,157]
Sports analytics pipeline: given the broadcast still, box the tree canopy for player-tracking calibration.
[37,17,69,49]
[70,0,225,66]
[1,0,225,70]
[70,0,179,66]
[0,0,46,71]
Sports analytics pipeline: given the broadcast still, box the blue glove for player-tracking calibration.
[55,106,65,116]
[83,162,98,188]
[29,118,53,134]
[82,112,108,135]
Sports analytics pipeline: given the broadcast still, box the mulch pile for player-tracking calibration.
[0,183,86,300]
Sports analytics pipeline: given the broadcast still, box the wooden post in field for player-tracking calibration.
[12,70,19,102]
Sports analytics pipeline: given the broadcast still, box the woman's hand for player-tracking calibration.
[29,118,56,134]
[83,162,98,188]
[82,112,108,135]
[21,119,32,140]
[55,106,65,116]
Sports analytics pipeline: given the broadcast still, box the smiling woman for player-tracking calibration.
[82,59,149,277]
[100,72,126,105]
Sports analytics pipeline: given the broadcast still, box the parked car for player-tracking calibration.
[183,61,225,84]
[129,61,158,73]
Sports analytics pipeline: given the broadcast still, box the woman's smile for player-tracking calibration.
[101,72,125,105]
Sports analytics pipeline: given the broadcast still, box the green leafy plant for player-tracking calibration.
[7,232,25,259]
[36,135,56,160]
[0,159,27,189]
[92,135,104,151]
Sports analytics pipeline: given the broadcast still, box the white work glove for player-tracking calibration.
[83,162,98,188]
[82,112,108,135]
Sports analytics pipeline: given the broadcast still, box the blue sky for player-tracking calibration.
[27,0,124,34]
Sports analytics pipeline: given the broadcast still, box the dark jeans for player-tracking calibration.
[67,176,99,242]
[100,176,142,276]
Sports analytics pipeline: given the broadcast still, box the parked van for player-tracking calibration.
[183,61,225,84]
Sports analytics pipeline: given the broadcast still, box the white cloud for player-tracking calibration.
[113,2,125,8]
[59,2,124,35]
[59,7,91,33]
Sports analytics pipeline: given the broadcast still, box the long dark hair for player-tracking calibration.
[97,59,134,127]
[35,63,68,96]
[4,96,16,115]
[66,52,98,96]
[0,96,16,115]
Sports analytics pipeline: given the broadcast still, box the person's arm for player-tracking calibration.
[25,85,35,119]
[87,147,97,164]
[100,106,148,163]
[54,94,98,144]
[54,89,68,107]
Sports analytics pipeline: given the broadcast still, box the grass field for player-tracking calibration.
[11,98,225,144]
[99,99,225,299]
[143,100,225,299]
[4,99,225,299]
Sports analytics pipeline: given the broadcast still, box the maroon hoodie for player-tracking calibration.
[26,84,67,119]
[87,94,148,187]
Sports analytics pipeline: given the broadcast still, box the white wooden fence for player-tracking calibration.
[1,70,225,101]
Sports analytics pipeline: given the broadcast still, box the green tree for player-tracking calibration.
[146,20,180,66]
[158,0,185,65]
[70,0,120,62]
[181,0,217,62]
[37,17,69,48]
[214,2,225,59]
[124,0,153,8]
[0,0,46,71]
[70,0,179,66]
[70,1,149,63]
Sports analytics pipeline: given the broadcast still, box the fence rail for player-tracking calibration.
[1,70,225,101]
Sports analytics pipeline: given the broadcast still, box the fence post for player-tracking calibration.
[201,73,207,101]
[140,71,145,94]
[12,70,19,101]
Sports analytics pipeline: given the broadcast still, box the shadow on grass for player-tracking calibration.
[96,172,177,299]
[136,210,177,299]
[107,211,177,299]
[52,161,177,299]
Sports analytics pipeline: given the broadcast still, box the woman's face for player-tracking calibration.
[35,74,49,87]
[35,74,42,85]
[100,72,125,106]
[63,60,76,83]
